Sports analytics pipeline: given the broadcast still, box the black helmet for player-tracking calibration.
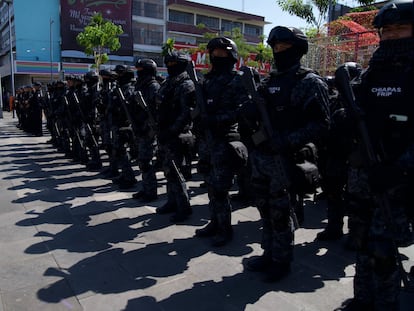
[66,75,83,83]
[135,58,157,76]
[84,71,99,83]
[324,76,336,89]
[99,69,116,81]
[373,0,414,28]
[343,62,362,80]
[114,65,127,75]
[117,68,135,83]
[207,37,238,62]
[164,51,189,66]
[267,26,308,55]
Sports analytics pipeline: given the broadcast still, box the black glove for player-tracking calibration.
[367,164,406,192]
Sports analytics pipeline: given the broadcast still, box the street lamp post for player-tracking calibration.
[4,0,15,118]
[50,17,54,83]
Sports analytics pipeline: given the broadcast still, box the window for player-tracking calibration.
[244,24,262,36]
[133,0,163,19]
[132,22,163,46]
[171,35,197,45]
[196,14,219,30]
[169,10,194,25]
[221,19,242,33]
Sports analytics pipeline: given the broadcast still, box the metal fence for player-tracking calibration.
[302,30,380,76]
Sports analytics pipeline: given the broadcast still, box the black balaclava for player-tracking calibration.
[369,37,414,66]
[210,55,235,73]
[273,47,303,72]
[167,62,187,77]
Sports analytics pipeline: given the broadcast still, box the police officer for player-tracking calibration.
[131,58,160,202]
[155,51,194,222]
[65,75,88,164]
[243,26,330,281]
[82,71,102,171]
[193,37,249,247]
[110,65,138,189]
[316,62,362,242]
[29,82,44,136]
[337,1,414,310]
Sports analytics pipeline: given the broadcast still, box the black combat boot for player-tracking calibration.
[132,190,157,202]
[117,178,138,189]
[245,251,272,272]
[264,261,291,282]
[337,298,375,311]
[316,226,343,241]
[211,227,233,247]
[195,220,217,238]
[156,201,177,215]
[170,206,192,223]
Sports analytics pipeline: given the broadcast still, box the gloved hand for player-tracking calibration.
[367,164,406,192]
[295,143,317,163]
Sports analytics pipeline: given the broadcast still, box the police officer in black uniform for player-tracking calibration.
[243,26,330,281]
[82,71,102,171]
[131,58,160,202]
[193,37,249,247]
[316,62,362,242]
[155,51,194,222]
[110,65,138,189]
[337,1,414,310]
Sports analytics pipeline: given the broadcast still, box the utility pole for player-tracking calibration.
[50,17,54,83]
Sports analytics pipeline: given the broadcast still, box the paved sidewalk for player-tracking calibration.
[0,111,413,311]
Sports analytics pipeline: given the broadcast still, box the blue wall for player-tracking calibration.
[14,0,60,62]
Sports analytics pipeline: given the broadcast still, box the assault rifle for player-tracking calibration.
[72,92,99,148]
[63,95,84,150]
[239,66,299,229]
[135,90,157,139]
[335,64,412,291]
[114,85,138,145]
[171,159,190,202]
[186,61,213,144]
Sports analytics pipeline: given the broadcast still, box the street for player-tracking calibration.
[0,111,413,311]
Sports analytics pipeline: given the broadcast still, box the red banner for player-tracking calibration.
[174,44,271,75]
[60,0,133,56]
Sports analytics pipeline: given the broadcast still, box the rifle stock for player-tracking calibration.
[64,95,85,150]
[115,86,138,144]
[135,90,157,138]
[72,92,99,148]
[171,159,189,202]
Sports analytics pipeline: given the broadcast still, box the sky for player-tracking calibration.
[187,0,310,39]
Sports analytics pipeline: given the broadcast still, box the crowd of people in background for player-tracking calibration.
[6,1,414,310]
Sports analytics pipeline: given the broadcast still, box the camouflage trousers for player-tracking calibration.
[347,167,412,310]
[159,139,189,211]
[250,150,294,264]
[205,140,237,228]
[136,136,157,196]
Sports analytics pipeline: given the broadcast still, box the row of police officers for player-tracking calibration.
[16,1,414,309]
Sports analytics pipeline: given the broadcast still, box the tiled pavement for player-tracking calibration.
[0,111,413,311]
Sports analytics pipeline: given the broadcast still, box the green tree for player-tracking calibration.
[276,0,334,33]
[161,38,175,56]
[276,0,378,33]
[197,26,273,66]
[76,12,123,71]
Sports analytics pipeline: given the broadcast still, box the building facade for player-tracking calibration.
[0,0,267,94]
